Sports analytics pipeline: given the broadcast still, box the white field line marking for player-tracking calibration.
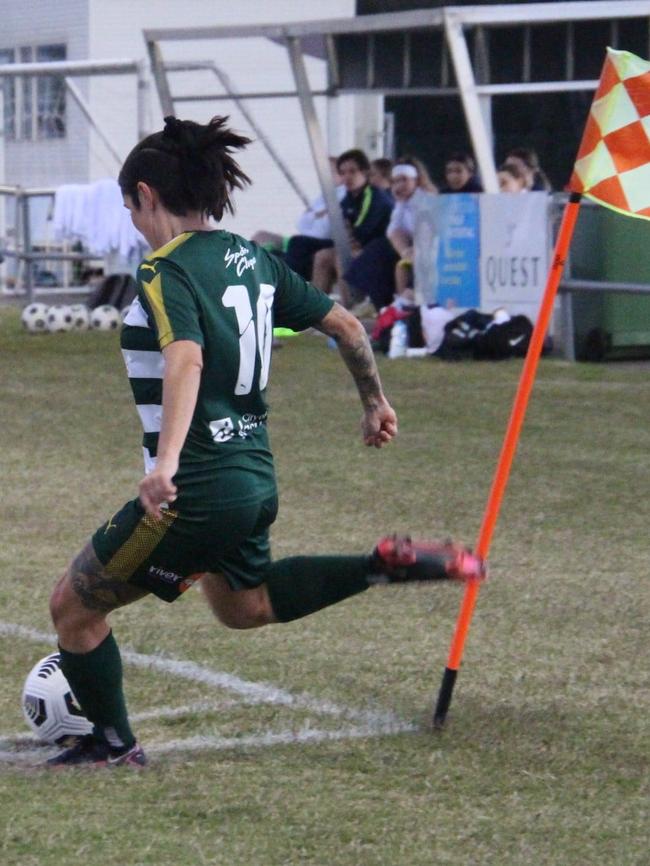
[0,734,48,749]
[1,621,407,728]
[131,698,243,722]
[0,721,416,765]
[0,699,249,744]
[0,750,45,764]
[149,722,416,754]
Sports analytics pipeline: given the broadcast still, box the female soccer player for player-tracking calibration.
[47,116,484,767]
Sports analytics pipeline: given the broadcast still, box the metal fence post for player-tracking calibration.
[18,189,34,304]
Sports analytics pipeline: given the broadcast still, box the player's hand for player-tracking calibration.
[361,400,398,448]
[138,461,178,520]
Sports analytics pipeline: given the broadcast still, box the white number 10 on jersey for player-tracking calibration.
[222,283,275,395]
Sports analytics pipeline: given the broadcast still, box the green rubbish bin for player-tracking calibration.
[569,204,650,360]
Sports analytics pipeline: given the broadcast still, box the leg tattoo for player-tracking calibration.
[69,543,148,613]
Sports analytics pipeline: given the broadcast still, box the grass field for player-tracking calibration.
[0,305,648,866]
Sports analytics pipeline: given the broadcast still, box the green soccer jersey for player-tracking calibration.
[120,230,334,510]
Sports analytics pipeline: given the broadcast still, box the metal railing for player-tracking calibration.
[557,277,650,362]
[0,186,102,303]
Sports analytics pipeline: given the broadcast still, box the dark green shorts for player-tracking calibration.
[91,494,278,602]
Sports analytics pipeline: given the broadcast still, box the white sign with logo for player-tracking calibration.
[479,192,551,323]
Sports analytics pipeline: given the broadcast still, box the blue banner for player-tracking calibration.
[435,194,480,308]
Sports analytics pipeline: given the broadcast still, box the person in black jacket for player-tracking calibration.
[440,152,483,194]
[311,148,393,305]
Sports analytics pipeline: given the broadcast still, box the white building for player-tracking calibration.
[0,0,386,244]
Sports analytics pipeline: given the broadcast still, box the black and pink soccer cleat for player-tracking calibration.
[46,734,147,769]
[369,535,486,583]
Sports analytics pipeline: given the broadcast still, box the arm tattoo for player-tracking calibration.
[335,332,383,408]
[316,304,384,408]
[69,543,147,612]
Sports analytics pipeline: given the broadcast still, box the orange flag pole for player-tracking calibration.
[433,192,583,728]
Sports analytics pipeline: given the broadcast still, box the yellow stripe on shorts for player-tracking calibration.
[104,508,178,580]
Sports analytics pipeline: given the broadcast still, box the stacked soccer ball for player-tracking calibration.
[21,302,125,334]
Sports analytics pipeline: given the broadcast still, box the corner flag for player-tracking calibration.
[434,46,650,728]
[569,48,650,219]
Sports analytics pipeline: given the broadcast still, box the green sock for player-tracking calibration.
[265,555,371,622]
[58,631,135,751]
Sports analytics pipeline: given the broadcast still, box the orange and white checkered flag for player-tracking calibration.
[570,48,650,219]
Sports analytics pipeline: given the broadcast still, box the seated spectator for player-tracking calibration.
[403,155,438,194]
[503,147,552,192]
[338,156,437,313]
[252,157,343,277]
[440,152,483,193]
[369,157,394,194]
[311,148,393,304]
[250,228,286,252]
[497,162,528,193]
[385,158,438,298]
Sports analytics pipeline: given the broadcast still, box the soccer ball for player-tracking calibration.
[90,304,121,331]
[22,652,92,744]
[20,302,50,333]
[69,303,91,330]
[46,304,75,333]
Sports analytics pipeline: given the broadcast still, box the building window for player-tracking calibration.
[0,48,16,139]
[0,43,66,141]
[36,44,66,139]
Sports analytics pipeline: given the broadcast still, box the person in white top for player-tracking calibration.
[251,157,344,254]
[294,183,346,239]
[386,159,437,297]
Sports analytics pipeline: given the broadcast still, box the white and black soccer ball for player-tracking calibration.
[46,304,75,333]
[20,302,50,334]
[69,303,91,331]
[90,304,122,331]
[22,652,92,744]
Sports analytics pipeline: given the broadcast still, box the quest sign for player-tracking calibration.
[480,192,549,320]
[414,192,551,322]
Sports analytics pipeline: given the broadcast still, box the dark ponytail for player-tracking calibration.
[118,115,252,221]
